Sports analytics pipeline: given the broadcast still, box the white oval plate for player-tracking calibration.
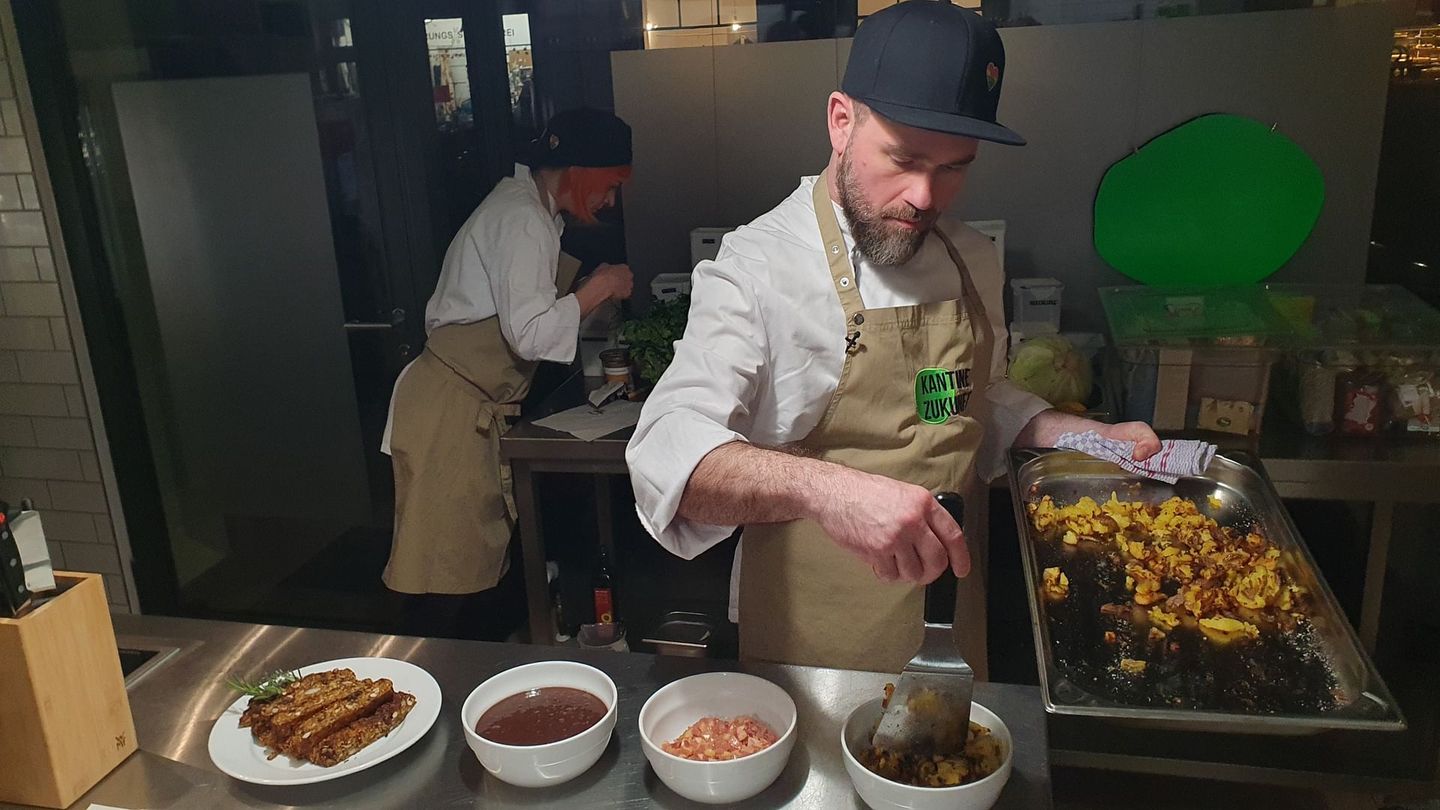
[207,656,441,786]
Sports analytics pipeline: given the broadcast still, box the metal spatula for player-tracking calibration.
[870,492,973,756]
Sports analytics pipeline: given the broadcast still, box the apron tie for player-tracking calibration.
[475,402,522,436]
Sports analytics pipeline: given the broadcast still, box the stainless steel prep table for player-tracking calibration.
[500,412,1440,792]
[500,407,1440,654]
[7,614,1051,810]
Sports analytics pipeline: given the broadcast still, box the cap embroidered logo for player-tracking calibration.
[985,62,1000,92]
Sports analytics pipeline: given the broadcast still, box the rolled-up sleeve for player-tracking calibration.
[962,225,1051,481]
[980,379,1050,478]
[480,211,580,363]
[626,258,768,559]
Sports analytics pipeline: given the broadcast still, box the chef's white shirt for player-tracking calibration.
[425,163,580,359]
[381,163,579,454]
[625,175,1050,617]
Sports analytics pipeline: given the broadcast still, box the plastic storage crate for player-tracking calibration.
[1100,285,1292,437]
[1266,284,1440,438]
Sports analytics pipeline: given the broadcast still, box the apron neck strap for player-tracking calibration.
[811,171,866,318]
[931,228,989,331]
[932,227,996,402]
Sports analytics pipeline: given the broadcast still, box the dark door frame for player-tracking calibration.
[361,0,515,331]
[13,0,515,617]
[13,0,180,612]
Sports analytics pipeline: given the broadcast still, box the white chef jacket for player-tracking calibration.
[425,163,579,358]
[381,163,580,454]
[625,175,1050,616]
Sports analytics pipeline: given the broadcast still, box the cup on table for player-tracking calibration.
[599,348,633,390]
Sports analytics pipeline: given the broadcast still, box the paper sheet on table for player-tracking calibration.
[532,400,643,442]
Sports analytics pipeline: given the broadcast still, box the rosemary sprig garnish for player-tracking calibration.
[226,668,302,699]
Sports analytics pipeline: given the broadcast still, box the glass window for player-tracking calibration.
[1394,25,1440,83]
[504,14,536,124]
[425,18,471,129]
[643,0,760,47]
[329,16,355,48]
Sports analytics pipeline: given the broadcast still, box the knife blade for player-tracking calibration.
[870,491,973,756]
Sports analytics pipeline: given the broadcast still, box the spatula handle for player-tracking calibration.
[926,492,965,624]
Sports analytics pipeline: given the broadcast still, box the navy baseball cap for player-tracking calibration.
[842,0,1025,146]
[529,108,633,168]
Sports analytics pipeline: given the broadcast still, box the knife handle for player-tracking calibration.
[0,513,31,618]
[926,492,965,624]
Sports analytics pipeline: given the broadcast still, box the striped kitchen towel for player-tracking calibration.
[1054,430,1217,484]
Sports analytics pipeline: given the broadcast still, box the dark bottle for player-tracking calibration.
[593,546,616,625]
[548,561,571,643]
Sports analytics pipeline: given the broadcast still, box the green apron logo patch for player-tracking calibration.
[915,367,972,425]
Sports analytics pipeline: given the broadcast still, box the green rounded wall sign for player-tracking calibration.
[1094,114,1324,286]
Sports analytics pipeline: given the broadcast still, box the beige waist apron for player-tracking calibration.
[738,175,995,675]
[383,253,581,595]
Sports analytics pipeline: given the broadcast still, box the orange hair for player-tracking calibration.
[558,166,632,224]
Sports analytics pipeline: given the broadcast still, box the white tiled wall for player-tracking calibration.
[0,3,135,611]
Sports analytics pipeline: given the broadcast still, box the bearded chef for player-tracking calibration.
[383,109,635,638]
[626,1,1160,672]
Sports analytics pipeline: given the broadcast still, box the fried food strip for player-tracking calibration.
[308,691,418,767]
[240,669,357,728]
[254,677,369,748]
[275,678,394,760]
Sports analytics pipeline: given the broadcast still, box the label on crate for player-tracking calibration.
[1198,398,1254,435]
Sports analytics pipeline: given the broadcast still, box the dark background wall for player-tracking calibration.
[614,4,1395,330]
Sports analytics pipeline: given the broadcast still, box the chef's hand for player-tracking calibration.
[1094,421,1162,461]
[592,263,634,302]
[1016,410,1162,462]
[811,467,970,584]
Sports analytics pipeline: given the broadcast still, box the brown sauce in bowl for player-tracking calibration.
[475,687,607,745]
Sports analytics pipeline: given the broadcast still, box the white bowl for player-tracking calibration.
[841,698,1013,810]
[461,661,618,788]
[638,672,798,804]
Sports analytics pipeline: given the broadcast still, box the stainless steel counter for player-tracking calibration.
[501,407,1440,652]
[499,414,1440,505]
[496,381,1440,789]
[9,614,1051,810]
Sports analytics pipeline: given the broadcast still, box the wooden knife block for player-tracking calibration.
[0,572,137,808]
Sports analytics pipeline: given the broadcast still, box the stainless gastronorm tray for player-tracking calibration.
[1006,448,1405,734]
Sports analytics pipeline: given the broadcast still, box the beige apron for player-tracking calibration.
[383,252,582,594]
[738,175,995,675]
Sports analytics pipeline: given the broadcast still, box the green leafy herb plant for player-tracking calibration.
[620,295,690,386]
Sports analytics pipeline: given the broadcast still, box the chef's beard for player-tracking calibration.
[836,149,935,267]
